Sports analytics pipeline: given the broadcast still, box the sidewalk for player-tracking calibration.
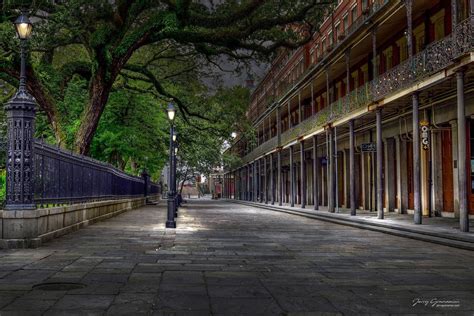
[226,199,474,251]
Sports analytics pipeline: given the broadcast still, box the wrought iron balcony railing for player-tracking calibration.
[268,0,389,106]
[236,17,473,166]
[241,136,279,164]
[373,17,473,100]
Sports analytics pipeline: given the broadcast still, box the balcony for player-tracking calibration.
[241,135,278,164]
[373,18,473,100]
[271,0,390,105]
[236,17,473,166]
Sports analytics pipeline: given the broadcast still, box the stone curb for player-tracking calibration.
[226,200,474,252]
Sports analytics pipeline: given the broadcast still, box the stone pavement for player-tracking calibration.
[1,199,474,315]
[229,199,474,251]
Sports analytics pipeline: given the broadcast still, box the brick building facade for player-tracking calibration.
[223,0,474,232]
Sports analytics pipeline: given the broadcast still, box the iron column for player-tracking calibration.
[413,93,422,224]
[248,164,251,201]
[270,153,274,205]
[328,127,335,212]
[300,140,306,208]
[349,120,356,216]
[278,150,282,206]
[376,109,383,219]
[313,135,319,210]
[457,70,469,232]
[290,145,295,207]
[253,162,257,202]
[264,156,268,204]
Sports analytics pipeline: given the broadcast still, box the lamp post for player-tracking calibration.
[173,131,178,214]
[166,103,176,228]
[4,12,35,210]
[174,145,180,213]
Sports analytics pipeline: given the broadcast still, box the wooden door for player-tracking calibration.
[407,141,414,210]
[468,120,474,214]
[357,153,362,209]
[337,151,344,207]
[382,142,386,208]
[441,130,454,212]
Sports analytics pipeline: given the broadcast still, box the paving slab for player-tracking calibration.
[0,200,473,314]
[230,199,474,250]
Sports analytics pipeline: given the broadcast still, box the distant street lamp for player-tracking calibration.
[4,12,36,210]
[167,103,176,121]
[165,103,176,228]
[231,132,237,139]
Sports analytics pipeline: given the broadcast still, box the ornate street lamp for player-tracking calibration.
[165,103,176,228]
[4,12,36,210]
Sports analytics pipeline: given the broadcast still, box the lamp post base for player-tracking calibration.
[166,221,176,228]
[166,194,176,228]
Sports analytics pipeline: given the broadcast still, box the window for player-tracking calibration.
[351,5,358,23]
[459,0,469,21]
[328,31,333,47]
[362,0,369,11]
[430,9,446,41]
[310,48,315,64]
[343,14,349,32]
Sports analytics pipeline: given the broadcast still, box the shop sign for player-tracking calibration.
[361,142,376,152]
[420,120,430,150]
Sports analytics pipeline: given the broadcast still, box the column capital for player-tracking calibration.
[455,68,465,77]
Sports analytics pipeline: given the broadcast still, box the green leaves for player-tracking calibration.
[0,0,332,163]
[90,89,169,179]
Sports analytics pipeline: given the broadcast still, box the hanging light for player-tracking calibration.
[172,131,177,142]
[14,13,33,40]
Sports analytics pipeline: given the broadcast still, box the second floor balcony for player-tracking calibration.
[237,16,474,165]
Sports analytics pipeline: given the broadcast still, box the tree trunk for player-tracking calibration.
[74,71,113,155]
[27,74,66,147]
[73,50,133,155]
[180,170,190,194]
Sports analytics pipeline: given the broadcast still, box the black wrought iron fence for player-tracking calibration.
[31,140,160,206]
[0,133,6,208]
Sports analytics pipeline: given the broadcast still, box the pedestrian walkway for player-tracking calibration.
[228,199,474,251]
[1,200,474,315]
